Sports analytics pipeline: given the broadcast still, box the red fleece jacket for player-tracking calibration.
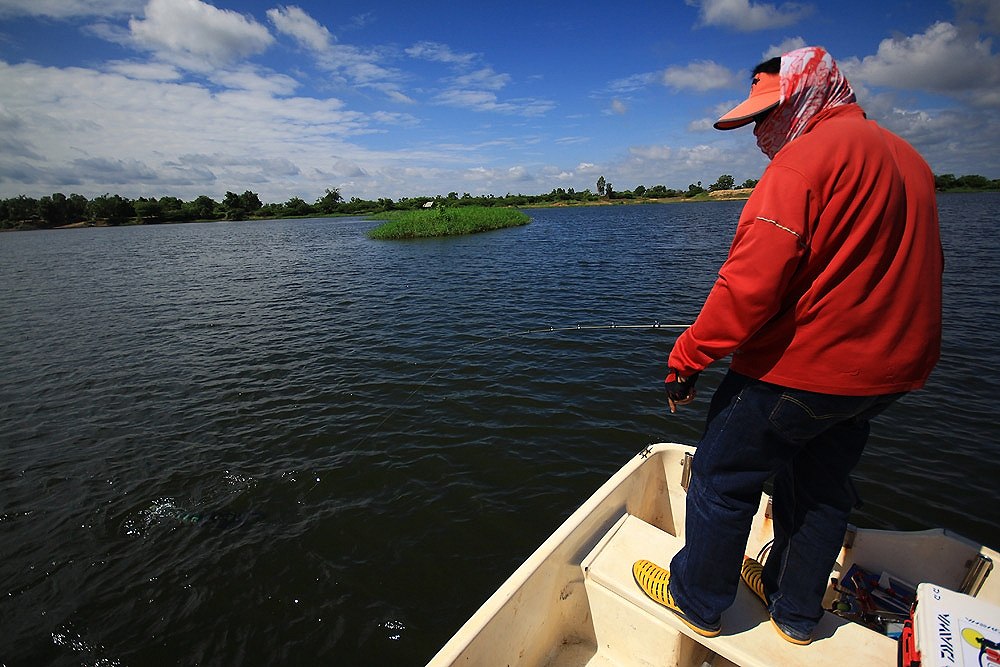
[668,104,943,395]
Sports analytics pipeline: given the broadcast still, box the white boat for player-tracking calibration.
[427,443,999,667]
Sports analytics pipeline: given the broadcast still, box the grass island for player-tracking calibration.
[367,205,531,239]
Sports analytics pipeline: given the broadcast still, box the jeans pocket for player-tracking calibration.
[767,391,862,443]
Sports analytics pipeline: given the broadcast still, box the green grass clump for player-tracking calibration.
[367,206,530,239]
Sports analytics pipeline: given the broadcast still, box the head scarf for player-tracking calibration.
[753,46,857,159]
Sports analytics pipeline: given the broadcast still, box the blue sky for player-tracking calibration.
[1,0,998,203]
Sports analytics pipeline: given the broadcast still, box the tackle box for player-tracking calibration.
[900,583,1000,667]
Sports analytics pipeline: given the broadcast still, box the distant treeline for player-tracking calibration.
[1,173,996,231]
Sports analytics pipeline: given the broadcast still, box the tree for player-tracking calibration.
[597,175,606,197]
[316,187,342,213]
[134,197,164,222]
[709,174,735,191]
[955,174,992,189]
[935,174,957,190]
[184,195,218,220]
[38,193,71,226]
[283,197,314,216]
[2,196,39,225]
[605,182,614,198]
[223,191,246,220]
[686,182,706,197]
[634,184,646,198]
[87,194,135,225]
[740,178,759,189]
[239,190,262,212]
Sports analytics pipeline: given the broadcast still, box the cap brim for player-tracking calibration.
[714,99,780,130]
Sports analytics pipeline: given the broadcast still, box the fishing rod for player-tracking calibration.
[302,321,692,498]
[471,321,691,345]
[373,321,691,430]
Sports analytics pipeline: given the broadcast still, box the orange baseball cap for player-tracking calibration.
[714,71,781,130]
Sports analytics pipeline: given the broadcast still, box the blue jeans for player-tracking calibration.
[668,370,902,639]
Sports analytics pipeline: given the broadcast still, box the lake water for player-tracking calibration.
[2,194,998,666]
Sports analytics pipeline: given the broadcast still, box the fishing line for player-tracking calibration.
[302,321,690,498]
[364,321,691,447]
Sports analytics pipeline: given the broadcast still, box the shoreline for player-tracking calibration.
[5,189,996,232]
[522,188,755,209]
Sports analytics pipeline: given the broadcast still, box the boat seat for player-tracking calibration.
[581,513,897,667]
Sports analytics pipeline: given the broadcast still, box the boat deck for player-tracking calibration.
[580,513,897,667]
[427,445,998,667]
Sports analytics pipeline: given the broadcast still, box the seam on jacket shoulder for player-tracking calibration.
[756,216,807,248]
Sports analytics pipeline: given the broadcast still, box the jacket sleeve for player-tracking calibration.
[667,167,815,376]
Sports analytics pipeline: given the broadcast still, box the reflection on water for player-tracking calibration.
[1,194,998,666]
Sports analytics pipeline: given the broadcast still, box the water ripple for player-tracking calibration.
[1,194,998,665]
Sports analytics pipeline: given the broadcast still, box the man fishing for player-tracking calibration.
[633,46,943,645]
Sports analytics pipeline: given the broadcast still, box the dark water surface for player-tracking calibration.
[2,195,998,666]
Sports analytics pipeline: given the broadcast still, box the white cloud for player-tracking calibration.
[662,61,741,91]
[873,103,1000,175]
[451,67,511,91]
[843,22,1000,106]
[381,89,418,105]
[609,99,628,115]
[462,165,534,184]
[261,6,407,102]
[105,60,183,82]
[0,60,395,200]
[412,42,553,117]
[763,37,807,59]
[267,5,332,53]
[0,0,142,18]
[207,66,300,96]
[687,118,716,132]
[620,141,769,189]
[406,42,478,67]
[293,41,407,102]
[128,0,274,70]
[629,145,673,161]
[607,72,660,94]
[433,89,553,116]
[0,58,560,201]
[687,0,813,31]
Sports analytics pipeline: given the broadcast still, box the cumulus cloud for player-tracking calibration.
[955,0,1000,36]
[260,6,408,102]
[267,5,332,53]
[763,37,807,59]
[662,61,741,91]
[621,141,769,188]
[128,0,274,70]
[0,60,395,199]
[873,103,1000,175]
[687,0,813,32]
[842,21,1000,106]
